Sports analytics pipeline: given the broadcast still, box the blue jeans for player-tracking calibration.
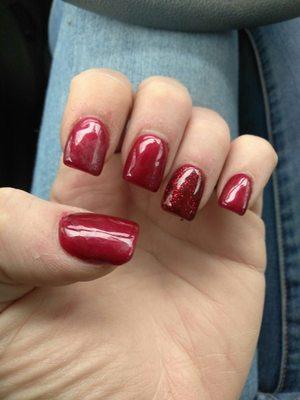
[32,1,300,398]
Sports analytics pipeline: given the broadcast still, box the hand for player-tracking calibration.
[0,69,277,400]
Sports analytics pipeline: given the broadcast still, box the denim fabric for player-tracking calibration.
[245,19,300,398]
[239,30,283,392]
[31,1,300,398]
[239,19,300,398]
[48,0,63,54]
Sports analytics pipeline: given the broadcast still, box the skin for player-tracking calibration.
[0,70,277,400]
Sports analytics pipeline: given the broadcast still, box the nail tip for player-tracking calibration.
[123,174,160,192]
[218,200,246,216]
[161,202,196,221]
[63,158,102,176]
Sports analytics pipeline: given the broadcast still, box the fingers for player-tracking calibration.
[61,68,133,175]
[57,69,277,220]
[217,135,278,215]
[0,188,139,288]
[161,107,230,220]
[122,76,192,191]
[161,115,276,220]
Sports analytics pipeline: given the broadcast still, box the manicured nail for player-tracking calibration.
[218,173,252,215]
[123,134,169,192]
[161,164,205,220]
[59,213,139,265]
[63,116,109,176]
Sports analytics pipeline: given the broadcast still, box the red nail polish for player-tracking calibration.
[161,164,205,220]
[218,173,252,215]
[63,116,109,176]
[59,213,139,265]
[123,134,169,192]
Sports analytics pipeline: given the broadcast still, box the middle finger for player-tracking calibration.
[122,76,193,192]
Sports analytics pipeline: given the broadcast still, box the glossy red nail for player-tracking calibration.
[63,116,109,176]
[162,164,205,220]
[59,213,139,265]
[218,173,252,215]
[123,134,169,192]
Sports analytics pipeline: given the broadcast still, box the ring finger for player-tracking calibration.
[161,107,230,220]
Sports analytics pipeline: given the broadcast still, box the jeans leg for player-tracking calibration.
[239,28,283,398]
[31,1,238,200]
[241,18,300,398]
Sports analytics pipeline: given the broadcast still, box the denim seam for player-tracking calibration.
[244,28,288,393]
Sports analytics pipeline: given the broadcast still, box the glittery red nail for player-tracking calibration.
[218,173,252,215]
[161,164,205,220]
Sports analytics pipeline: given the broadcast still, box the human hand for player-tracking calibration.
[0,69,277,400]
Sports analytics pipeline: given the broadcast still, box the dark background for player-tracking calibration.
[0,0,52,191]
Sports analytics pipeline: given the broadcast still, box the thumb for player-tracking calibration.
[0,188,139,307]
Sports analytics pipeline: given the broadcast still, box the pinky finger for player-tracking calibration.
[217,135,278,216]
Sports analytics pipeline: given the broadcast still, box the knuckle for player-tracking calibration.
[259,138,278,166]
[138,76,192,106]
[0,187,23,209]
[192,107,230,142]
[70,69,94,86]
[241,134,272,150]
[198,107,229,132]
[237,135,278,166]
[0,188,23,251]
[261,138,278,167]
[71,68,132,91]
[272,149,279,166]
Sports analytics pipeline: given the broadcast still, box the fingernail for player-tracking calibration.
[63,116,109,176]
[218,173,252,215]
[161,164,205,220]
[123,134,169,192]
[59,213,139,265]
